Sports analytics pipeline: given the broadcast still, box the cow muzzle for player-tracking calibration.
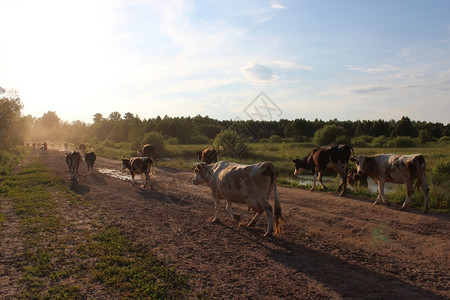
[294,168,303,176]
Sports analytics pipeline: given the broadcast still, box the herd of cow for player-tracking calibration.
[63,143,430,236]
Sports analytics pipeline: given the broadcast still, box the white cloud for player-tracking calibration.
[347,64,398,73]
[272,60,313,70]
[271,1,286,9]
[241,61,277,84]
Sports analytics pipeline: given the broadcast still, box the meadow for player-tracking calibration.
[84,141,450,213]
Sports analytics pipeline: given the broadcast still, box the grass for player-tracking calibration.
[0,156,191,298]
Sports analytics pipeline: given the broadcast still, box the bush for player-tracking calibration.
[213,129,248,158]
[438,136,450,144]
[390,136,416,148]
[313,125,347,146]
[142,131,165,150]
[370,135,388,147]
[268,135,282,144]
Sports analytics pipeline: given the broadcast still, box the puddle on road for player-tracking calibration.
[97,168,135,182]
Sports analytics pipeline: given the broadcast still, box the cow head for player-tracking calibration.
[121,158,131,170]
[293,159,306,176]
[192,163,209,185]
[350,156,367,175]
[195,151,203,160]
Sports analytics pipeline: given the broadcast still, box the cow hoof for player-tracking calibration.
[309,188,314,192]
[263,230,273,237]
[212,218,220,223]
[400,206,406,211]
[423,208,429,214]
[247,221,256,227]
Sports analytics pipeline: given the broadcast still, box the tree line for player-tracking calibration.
[1,86,449,151]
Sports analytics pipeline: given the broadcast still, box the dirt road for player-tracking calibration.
[22,151,450,298]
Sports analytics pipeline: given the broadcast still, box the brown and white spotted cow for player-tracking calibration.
[350,154,430,212]
[138,144,157,166]
[293,144,354,196]
[121,157,154,188]
[196,148,218,164]
[84,150,96,174]
[65,151,82,183]
[192,161,282,236]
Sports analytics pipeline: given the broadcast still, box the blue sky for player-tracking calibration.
[0,0,449,124]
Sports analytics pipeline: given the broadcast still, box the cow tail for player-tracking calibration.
[270,166,283,236]
[273,184,283,236]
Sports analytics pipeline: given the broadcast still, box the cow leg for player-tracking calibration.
[247,212,262,227]
[262,203,274,237]
[225,201,240,222]
[335,165,348,196]
[318,172,327,190]
[212,197,221,223]
[400,181,414,211]
[375,181,387,205]
[131,174,136,186]
[142,174,150,188]
[310,173,317,191]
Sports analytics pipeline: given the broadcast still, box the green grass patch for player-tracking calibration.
[85,227,188,299]
[1,155,191,298]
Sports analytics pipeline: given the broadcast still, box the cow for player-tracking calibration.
[85,150,96,174]
[64,142,69,152]
[192,161,282,236]
[66,151,82,183]
[138,144,157,166]
[196,148,218,164]
[350,154,430,213]
[293,144,354,196]
[347,167,368,187]
[79,143,86,154]
[40,142,48,153]
[121,157,154,188]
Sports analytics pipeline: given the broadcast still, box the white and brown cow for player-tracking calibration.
[121,157,154,188]
[65,151,82,183]
[138,144,157,166]
[293,144,354,196]
[196,148,218,164]
[192,161,282,236]
[350,154,430,213]
[85,150,96,174]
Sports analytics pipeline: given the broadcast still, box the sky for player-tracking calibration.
[0,0,449,125]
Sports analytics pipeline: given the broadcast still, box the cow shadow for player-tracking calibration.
[135,187,192,207]
[69,182,90,195]
[231,225,447,299]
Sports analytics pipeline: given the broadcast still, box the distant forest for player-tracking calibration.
[1,87,449,150]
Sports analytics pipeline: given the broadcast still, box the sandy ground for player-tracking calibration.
[2,149,449,299]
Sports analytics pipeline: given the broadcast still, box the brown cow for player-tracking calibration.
[66,151,82,183]
[350,154,429,212]
[85,150,96,174]
[79,143,86,154]
[121,157,154,188]
[138,144,157,166]
[293,144,354,196]
[196,148,218,164]
[192,161,282,236]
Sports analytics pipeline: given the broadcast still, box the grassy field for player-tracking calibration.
[155,143,450,213]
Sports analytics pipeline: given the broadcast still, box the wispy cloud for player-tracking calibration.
[271,1,286,9]
[347,64,398,73]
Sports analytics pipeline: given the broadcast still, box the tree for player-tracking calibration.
[393,116,417,137]
[0,88,26,148]
[213,129,248,158]
[313,125,347,146]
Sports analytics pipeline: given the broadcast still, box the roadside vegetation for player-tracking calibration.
[0,157,190,298]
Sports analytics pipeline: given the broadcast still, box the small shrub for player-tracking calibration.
[213,129,248,158]
[268,135,282,144]
[390,136,416,148]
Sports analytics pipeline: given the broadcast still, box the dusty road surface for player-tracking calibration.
[8,150,450,299]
